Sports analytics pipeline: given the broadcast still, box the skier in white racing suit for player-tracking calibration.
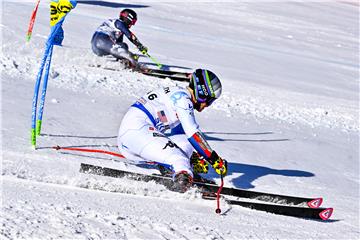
[117,69,228,192]
[91,9,148,69]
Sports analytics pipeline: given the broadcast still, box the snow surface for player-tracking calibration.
[1,0,359,239]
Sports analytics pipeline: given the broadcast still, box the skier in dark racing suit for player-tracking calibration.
[91,9,148,69]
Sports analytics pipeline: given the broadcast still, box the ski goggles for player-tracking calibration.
[192,73,216,106]
[128,18,137,27]
[195,92,216,106]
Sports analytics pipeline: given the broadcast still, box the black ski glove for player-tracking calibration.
[138,44,148,54]
[208,151,228,175]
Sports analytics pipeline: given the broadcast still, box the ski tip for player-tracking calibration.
[308,198,323,208]
[319,208,333,220]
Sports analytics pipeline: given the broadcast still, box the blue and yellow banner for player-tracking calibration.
[49,0,77,46]
[50,0,77,26]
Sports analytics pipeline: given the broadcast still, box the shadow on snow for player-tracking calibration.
[40,131,314,189]
[40,133,117,139]
[77,1,149,9]
[203,131,290,142]
[203,131,314,189]
[224,162,314,189]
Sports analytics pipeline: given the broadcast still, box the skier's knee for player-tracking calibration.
[118,42,129,51]
[168,155,193,178]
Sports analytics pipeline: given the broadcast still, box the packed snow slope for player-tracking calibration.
[1,0,359,239]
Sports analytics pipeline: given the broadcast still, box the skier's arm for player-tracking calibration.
[188,131,212,158]
[130,32,148,54]
[173,92,215,157]
[174,93,227,175]
[115,21,147,53]
[187,132,226,173]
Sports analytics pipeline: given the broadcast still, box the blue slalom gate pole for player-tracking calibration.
[31,19,64,148]
[36,44,54,136]
[30,0,77,148]
[31,43,53,148]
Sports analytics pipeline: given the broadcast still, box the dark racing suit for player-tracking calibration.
[91,19,144,67]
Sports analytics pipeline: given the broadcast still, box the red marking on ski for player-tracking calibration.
[319,208,333,220]
[307,198,323,208]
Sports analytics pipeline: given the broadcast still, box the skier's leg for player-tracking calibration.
[136,131,193,192]
[91,32,113,56]
[169,134,194,159]
[110,43,138,67]
[169,133,211,182]
[118,108,193,177]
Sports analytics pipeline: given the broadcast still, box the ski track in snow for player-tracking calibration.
[2,178,221,240]
[2,41,358,132]
[1,1,360,239]
[1,1,358,133]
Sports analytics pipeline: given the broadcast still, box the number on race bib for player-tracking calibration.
[148,93,157,100]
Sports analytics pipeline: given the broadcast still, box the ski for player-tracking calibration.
[144,68,191,77]
[202,196,333,220]
[87,63,191,82]
[79,163,333,220]
[200,182,323,209]
[79,163,323,208]
[140,69,191,82]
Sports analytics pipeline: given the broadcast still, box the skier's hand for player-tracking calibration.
[138,44,148,55]
[209,151,228,176]
[190,152,209,174]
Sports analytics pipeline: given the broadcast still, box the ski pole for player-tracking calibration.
[145,52,163,69]
[215,174,224,214]
[26,0,41,42]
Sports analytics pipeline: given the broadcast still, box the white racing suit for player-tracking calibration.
[118,86,202,178]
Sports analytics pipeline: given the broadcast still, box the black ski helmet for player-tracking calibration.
[189,69,222,106]
[119,9,137,27]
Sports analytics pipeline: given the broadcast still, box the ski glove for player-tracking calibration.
[190,152,209,174]
[138,44,148,55]
[208,151,228,176]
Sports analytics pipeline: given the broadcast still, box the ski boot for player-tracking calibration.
[133,62,149,73]
[171,171,193,193]
[158,165,172,177]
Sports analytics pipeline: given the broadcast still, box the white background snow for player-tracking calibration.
[1,0,359,239]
